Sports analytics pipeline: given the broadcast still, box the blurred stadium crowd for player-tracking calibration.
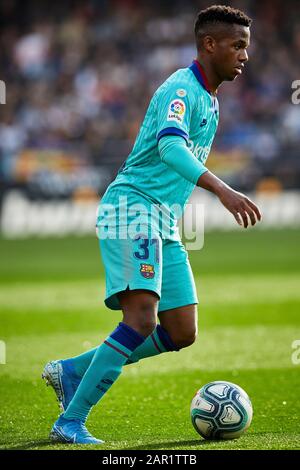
[0,0,300,201]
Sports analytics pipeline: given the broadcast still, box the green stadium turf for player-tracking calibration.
[0,229,300,450]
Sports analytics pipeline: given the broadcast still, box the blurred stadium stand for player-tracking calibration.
[0,0,299,236]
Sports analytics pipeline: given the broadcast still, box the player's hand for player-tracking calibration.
[217,187,262,228]
[196,171,262,228]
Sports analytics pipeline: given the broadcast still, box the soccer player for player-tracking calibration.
[43,5,261,444]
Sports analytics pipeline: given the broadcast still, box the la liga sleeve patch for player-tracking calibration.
[167,99,186,124]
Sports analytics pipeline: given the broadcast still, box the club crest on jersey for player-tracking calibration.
[167,99,186,123]
[140,263,155,279]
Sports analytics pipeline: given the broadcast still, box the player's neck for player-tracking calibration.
[196,56,221,95]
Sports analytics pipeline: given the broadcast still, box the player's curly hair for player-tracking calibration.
[195,5,252,50]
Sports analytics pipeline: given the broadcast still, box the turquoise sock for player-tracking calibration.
[64,325,179,378]
[66,348,98,378]
[63,322,145,422]
[126,324,179,364]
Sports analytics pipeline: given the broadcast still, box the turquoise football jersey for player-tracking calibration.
[100,60,219,239]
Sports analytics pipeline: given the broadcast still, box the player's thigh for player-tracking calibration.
[158,238,198,313]
[99,232,163,311]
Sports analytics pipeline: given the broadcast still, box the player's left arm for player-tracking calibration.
[156,82,261,228]
[156,81,208,183]
[196,170,262,228]
[158,134,208,184]
[158,135,261,228]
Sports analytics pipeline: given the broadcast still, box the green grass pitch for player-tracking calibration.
[0,229,300,450]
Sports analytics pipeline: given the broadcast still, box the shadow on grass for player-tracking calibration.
[0,438,211,451]
[133,438,210,450]
[0,439,53,450]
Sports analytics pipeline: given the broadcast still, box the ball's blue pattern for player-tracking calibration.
[191,381,252,440]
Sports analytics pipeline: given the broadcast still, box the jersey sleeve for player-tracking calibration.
[156,82,195,144]
[158,135,208,185]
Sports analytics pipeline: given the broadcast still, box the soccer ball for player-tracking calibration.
[190,381,253,440]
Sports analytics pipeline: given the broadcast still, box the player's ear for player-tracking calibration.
[202,35,216,53]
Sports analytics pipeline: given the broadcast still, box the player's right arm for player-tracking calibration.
[196,170,262,228]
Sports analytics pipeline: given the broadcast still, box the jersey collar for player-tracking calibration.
[189,59,212,94]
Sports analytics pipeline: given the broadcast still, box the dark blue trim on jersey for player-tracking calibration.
[189,61,211,94]
[157,127,189,144]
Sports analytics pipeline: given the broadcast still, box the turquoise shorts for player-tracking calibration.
[98,233,198,312]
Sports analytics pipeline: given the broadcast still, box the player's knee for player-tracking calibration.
[124,299,157,337]
[136,304,157,336]
[138,296,157,315]
[124,315,157,337]
[139,318,157,337]
[172,329,198,349]
[120,290,158,336]
[129,313,156,337]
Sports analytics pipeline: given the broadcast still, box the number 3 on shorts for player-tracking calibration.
[133,235,160,263]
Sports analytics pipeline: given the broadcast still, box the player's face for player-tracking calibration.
[213,25,250,81]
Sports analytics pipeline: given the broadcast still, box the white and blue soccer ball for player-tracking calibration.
[190,381,253,440]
